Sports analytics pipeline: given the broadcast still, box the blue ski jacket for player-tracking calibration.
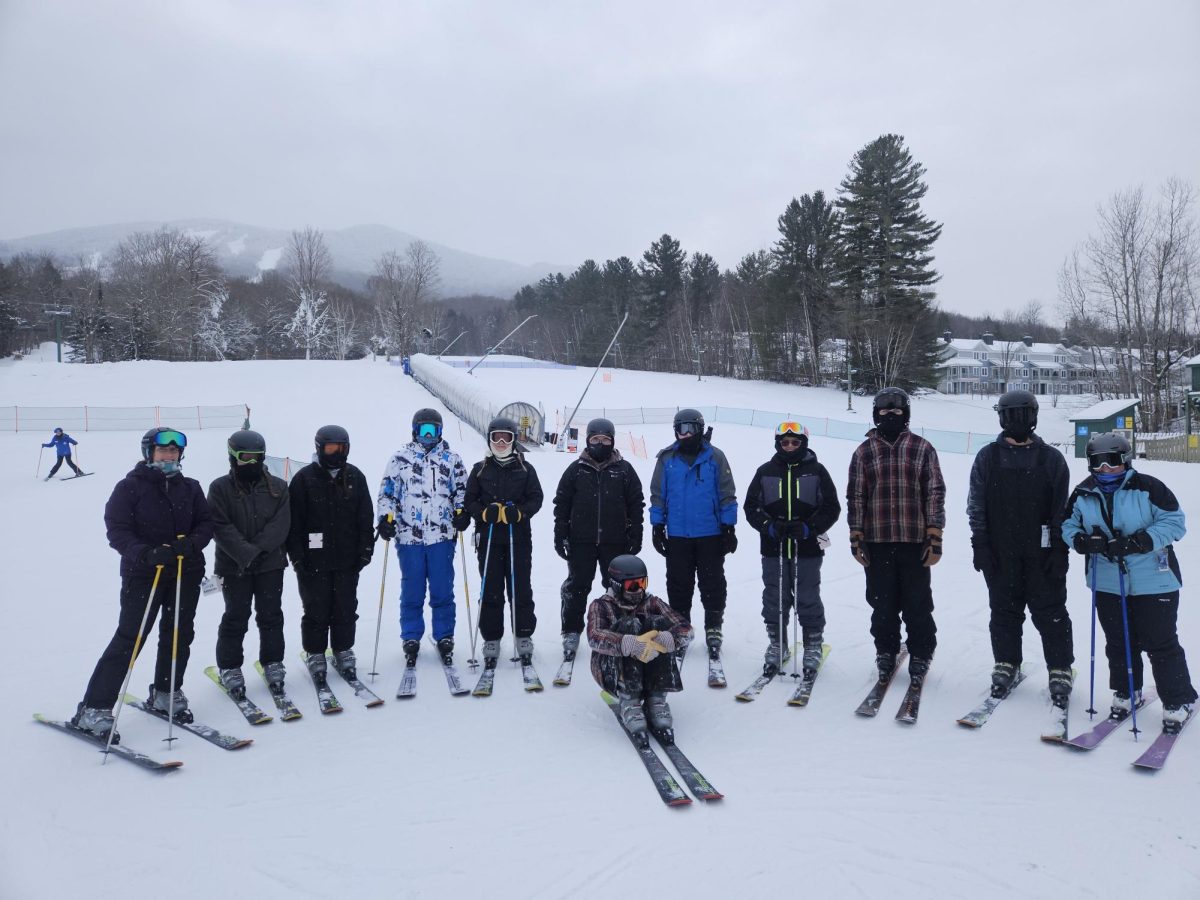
[649,440,737,538]
[1061,468,1185,596]
[43,433,77,457]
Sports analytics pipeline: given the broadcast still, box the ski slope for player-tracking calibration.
[1,346,1196,899]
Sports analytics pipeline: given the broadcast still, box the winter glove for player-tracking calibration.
[358,548,374,570]
[621,631,668,664]
[626,532,642,555]
[142,545,175,568]
[503,501,524,524]
[1043,546,1070,580]
[1108,531,1154,559]
[375,515,397,542]
[721,524,738,555]
[849,531,869,567]
[481,502,505,524]
[921,527,943,567]
[655,631,676,654]
[1072,529,1109,556]
[971,536,997,580]
[169,537,194,559]
[652,524,668,557]
[555,536,570,561]
[786,520,810,541]
[453,508,472,532]
[765,517,786,539]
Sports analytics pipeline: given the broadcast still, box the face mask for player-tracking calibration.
[319,449,348,469]
[875,415,906,438]
[151,460,181,477]
[233,460,261,482]
[1094,470,1124,492]
[1003,424,1034,442]
[586,442,613,462]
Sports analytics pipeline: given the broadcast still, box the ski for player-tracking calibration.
[957,666,1029,728]
[651,730,724,801]
[122,694,252,750]
[553,654,575,687]
[59,472,94,480]
[396,664,418,699]
[707,649,727,689]
[735,668,781,702]
[1132,709,1195,770]
[855,649,908,717]
[442,662,471,696]
[205,666,273,725]
[472,665,496,697]
[33,714,183,771]
[326,650,384,707]
[299,652,343,714]
[599,692,691,807]
[1064,690,1157,750]
[895,664,929,725]
[522,660,544,693]
[253,661,303,720]
[787,644,832,708]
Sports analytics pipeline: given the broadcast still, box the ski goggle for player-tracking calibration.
[489,431,515,445]
[321,442,349,455]
[621,576,648,592]
[875,395,907,411]
[876,407,905,416]
[229,448,265,465]
[587,434,614,446]
[417,423,442,440]
[1088,451,1126,469]
[675,421,702,436]
[151,429,187,449]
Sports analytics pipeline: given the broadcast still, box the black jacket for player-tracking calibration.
[207,467,291,577]
[743,448,841,557]
[105,463,214,579]
[967,434,1070,557]
[553,449,644,551]
[464,452,543,545]
[286,462,374,574]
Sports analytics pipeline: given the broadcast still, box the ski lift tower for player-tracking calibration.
[43,305,73,363]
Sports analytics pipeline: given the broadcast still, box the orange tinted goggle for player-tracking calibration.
[776,421,803,436]
[622,576,648,592]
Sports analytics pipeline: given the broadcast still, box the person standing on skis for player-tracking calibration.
[42,427,85,479]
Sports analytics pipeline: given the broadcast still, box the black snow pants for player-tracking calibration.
[665,534,727,630]
[215,569,286,669]
[862,541,936,660]
[1096,590,1197,708]
[297,568,361,655]
[478,539,536,640]
[560,541,624,635]
[985,554,1073,669]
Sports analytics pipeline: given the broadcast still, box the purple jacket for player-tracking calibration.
[104,463,214,578]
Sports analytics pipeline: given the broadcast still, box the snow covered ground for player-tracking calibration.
[2,346,1197,899]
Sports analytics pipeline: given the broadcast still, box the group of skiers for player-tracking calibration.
[66,387,1195,748]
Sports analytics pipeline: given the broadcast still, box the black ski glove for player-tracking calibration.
[142,545,174,569]
[452,508,471,532]
[721,524,738,555]
[554,535,570,561]
[652,524,668,557]
[1072,529,1108,556]
[1108,531,1153,559]
[1043,546,1070,580]
[375,515,397,542]
[170,537,194,559]
[971,536,997,580]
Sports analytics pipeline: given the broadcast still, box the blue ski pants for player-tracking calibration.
[396,540,456,642]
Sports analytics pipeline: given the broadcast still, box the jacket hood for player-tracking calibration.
[576,447,624,470]
[772,446,818,467]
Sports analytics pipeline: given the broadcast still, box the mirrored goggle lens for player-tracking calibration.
[489,431,515,444]
[675,422,701,436]
[587,435,614,445]
[417,423,441,439]
[231,449,264,464]
[776,421,803,437]
[154,430,187,448]
[778,437,803,447]
[622,576,648,592]
[1089,451,1124,468]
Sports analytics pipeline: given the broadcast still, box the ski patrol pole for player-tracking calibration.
[104,564,164,761]
[369,513,394,682]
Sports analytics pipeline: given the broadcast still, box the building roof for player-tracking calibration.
[1186,354,1200,367]
[1068,397,1141,421]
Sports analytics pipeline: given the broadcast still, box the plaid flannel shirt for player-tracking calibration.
[846,429,946,543]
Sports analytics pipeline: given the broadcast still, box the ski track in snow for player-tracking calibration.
[1,347,1197,899]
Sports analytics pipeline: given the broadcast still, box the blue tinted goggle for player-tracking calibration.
[417,423,441,440]
[153,430,187,449]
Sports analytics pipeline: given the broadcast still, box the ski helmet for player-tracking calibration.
[141,426,187,462]
[1085,431,1133,471]
[586,417,615,442]
[673,408,704,437]
[994,390,1038,439]
[606,554,649,606]
[872,388,911,429]
[774,420,809,454]
[314,424,350,468]
[228,429,266,464]
[585,417,616,462]
[53,427,63,435]
[487,416,519,443]
[412,408,443,446]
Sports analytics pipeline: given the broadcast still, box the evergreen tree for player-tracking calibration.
[836,134,942,388]
[637,234,686,365]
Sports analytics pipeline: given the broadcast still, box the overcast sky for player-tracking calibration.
[1,1,1197,319]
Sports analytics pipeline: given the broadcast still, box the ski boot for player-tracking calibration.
[705,627,723,660]
[219,666,247,701]
[763,623,788,673]
[262,661,286,695]
[617,689,649,748]
[148,686,194,724]
[71,703,119,744]
[333,649,357,681]
[990,662,1018,699]
[875,652,897,682]
[1047,667,1073,709]
[305,651,329,688]
[482,639,500,671]
[1163,703,1192,735]
[561,632,580,662]
[1112,690,1142,719]
[436,637,454,667]
[908,656,931,687]
[402,640,421,667]
[801,630,824,676]
[516,636,534,666]
[644,691,674,743]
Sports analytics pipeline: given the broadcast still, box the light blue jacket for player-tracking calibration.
[1061,469,1185,596]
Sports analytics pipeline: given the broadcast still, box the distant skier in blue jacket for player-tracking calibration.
[1062,432,1196,734]
[42,427,84,479]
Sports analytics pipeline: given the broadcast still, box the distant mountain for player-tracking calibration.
[0,218,568,298]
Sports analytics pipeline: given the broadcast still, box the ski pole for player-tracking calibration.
[1117,558,1139,739]
[368,513,394,682]
[104,564,164,761]
[776,537,785,678]
[475,523,495,658]
[35,446,44,480]
[166,539,185,746]
[459,530,479,670]
[508,519,519,663]
[791,544,801,681]
[1086,551,1099,718]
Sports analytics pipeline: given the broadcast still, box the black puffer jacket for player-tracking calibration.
[104,462,214,578]
[967,434,1070,557]
[207,468,291,577]
[742,448,841,557]
[553,449,644,551]
[464,452,543,545]
[286,462,374,574]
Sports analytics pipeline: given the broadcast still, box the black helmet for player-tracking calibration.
[314,424,350,468]
[53,427,63,435]
[994,390,1038,438]
[228,429,266,465]
[673,408,705,437]
[607,554,649,605]
[412,408,443,445]
[141,426,187,462]
[586,417,615,441]
[872,388,910,427]
[1086,431,1132,471]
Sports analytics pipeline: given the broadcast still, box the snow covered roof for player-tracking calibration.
[1187,354,1200,367]
[1068,397,1141,421]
